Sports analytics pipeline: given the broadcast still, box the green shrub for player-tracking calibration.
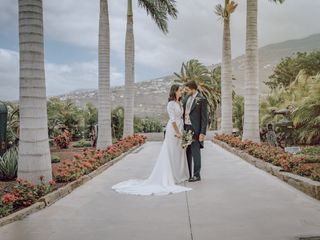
[299,146,320,156]
[0,202,12,218]
[72,139,92,148]
[141,118,163,133]
[0,146,18,181]
[51,155,60,163]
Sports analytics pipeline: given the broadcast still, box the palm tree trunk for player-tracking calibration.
[242,0,260,142]
[221,0,233,134]
[97,0,112,149]
[123,0,135,137]
[18,0,52,184]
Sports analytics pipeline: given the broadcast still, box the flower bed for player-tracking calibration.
[0,134,146,218]
[0,177,55,218]
[53,134,146,182]
[214,134,320,182]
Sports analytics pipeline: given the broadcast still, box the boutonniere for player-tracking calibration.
[195,97,201,105]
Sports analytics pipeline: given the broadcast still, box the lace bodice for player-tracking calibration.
[167,101,183,123]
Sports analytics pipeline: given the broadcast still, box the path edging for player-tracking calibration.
[212,139,320,201]
[0,144,143,227]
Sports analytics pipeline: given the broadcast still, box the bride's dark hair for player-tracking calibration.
[168,84,181,102]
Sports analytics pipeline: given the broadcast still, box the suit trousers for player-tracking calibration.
[184,124,201,178]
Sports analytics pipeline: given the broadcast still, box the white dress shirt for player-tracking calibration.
[185,91,198,125]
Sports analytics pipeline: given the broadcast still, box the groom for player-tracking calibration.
[183,81,208,182]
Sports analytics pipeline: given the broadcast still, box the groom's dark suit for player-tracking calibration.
[183,92,208,179]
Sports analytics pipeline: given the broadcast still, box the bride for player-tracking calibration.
[112,84,191,196]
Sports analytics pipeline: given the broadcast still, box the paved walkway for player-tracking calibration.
[1,142,320,240]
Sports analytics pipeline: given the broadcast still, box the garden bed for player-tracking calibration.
[0,134,146,224]
[213,134,320,200]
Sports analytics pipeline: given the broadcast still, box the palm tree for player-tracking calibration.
[18,0,52,184]
[174,59,221,128]
[123,0,178,137]
[215,1,237,134]
[97,0,112,148]
[242,0,284,142]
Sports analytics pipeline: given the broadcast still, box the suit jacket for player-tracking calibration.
[183,93,208,147]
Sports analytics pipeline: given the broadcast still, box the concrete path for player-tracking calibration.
[1,142,320,240]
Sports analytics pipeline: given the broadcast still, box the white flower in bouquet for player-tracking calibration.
[181,130,194,149]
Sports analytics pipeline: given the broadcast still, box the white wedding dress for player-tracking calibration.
[112,101,191,196]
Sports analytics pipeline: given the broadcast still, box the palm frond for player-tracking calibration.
[214,4,225,18]
[156,0,178,18]
[138,0,177,34]
[270,0,285,3]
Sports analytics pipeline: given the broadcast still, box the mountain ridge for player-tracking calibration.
[56,33,320,121]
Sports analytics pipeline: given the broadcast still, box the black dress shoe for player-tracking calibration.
[188,176,201,182]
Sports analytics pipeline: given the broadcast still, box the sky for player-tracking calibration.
[0,0,320,100]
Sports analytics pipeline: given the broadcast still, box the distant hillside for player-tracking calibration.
[56,33,320,121]
[232,33,320,95]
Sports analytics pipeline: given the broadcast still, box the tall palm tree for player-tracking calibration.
[97,0,112,148]
[242,0,284,142]
[123,0,178,137]
[215,1,237,134]
[18,0,52,184]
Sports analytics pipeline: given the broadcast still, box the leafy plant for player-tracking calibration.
[6,103,19,147]
[112,106,124,140]
[47,98,83,139]
[72,139,92,148]
[0,146,18,180]
[299,146,320,156]
[54,130,72,149]
[0,201,13,218]
[134,117,163,133]
[265,51,320,90]
[51,155,60,163]
[260,73,320,145]
[232,95,244,134]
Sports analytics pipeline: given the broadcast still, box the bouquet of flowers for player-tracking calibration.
[181,130,194,149]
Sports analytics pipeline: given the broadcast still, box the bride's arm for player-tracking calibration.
[172,122,182,138]
[167,102,182,138]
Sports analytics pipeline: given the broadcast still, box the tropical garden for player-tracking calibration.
[1,0,320,219]
[172,1,320,183]
[0,0,176,218]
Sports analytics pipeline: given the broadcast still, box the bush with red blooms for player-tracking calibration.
[0,177,56,218]
[53,129,71,149]
[53,134,146,183]
[215,134,319,181]
[54,129,72,149]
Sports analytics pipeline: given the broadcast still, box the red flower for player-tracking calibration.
[74,154,82,160]
[49,180,56,186]
[1,193,16,205]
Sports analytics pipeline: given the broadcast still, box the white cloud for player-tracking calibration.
[1,0,320,98]
[0,48,124,101]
